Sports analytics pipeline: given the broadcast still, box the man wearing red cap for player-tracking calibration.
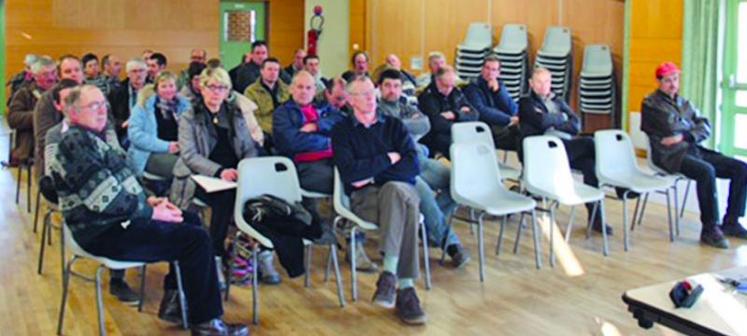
[641,61,747,249]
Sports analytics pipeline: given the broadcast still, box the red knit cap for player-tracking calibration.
[655,62,680,79]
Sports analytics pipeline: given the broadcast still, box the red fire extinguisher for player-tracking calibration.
[307,5,325,56]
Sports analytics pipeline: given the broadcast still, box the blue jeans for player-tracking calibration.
[416,153,460,249]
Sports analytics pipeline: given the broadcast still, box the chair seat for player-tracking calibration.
[599,172,674,194]
[499,163,521,180]
[458,191,536,217]
[527,181,604,206]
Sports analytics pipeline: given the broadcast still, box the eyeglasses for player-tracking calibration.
[78,100,110,111]
[206,84,230,93]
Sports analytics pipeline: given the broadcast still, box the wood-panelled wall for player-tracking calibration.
[5,0,305,81]
[357,0,624,130]
[627,0,683,129]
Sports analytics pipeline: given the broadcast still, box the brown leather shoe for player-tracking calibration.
[191,318,250,336]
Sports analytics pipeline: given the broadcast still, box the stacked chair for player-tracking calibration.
[579,45,616,122]
[455,23,493,80]
[534,26,573,102]
[493,24,530,102]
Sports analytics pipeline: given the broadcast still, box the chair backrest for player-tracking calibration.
[450,142,505,205]
[522,135,575,195]
[581,44,613,76]
[451,121,494,147]
[593,129,640,180]
[540,26,572,55]
[496,24,528,52]
[463,22,493,48]
[641,132,668,175]
[234,157,303,247]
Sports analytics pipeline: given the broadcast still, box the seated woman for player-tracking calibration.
[128,71,190,179]
[169,67,280,283]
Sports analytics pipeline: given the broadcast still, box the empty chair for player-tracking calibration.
[538,26,572,58]
[231,157,345,324]
[594,130,677,251]
[494,24,530,100]
[535,26,573,102]
[458,22,493,52]
[332,168,432,301]
[580,45,614,79]
[449,142,540,281]
[579,45,616,116]
[451,121,521,181]
[523,135,609,260]
[495,24,528,54]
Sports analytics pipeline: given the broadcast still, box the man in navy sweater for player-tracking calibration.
[332,76,426,325]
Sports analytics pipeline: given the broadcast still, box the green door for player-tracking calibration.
[220,1,267,71]
[721,0,747,161]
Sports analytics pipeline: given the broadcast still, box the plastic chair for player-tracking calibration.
[232,157,345,324]
[594,130,677,251]
[495,24,528,54]
[332,168,431,301]
[580,45,614,79]
[458,22,493,51]
[522,135,609,260]
[57,223,189,335]
[538,26,572,57]
[449,142,540,281]
[451,122,521,181]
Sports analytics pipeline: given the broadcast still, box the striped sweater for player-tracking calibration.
[48,126,153,246]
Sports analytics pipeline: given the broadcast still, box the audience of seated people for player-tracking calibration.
[180,61,207,104]
[303,54,327,93]
[6,54,37,105]
[341,50,371,82]
[146,52,168,84]
[108,58,149,145]
[244,57,290,153]
[81,53,111,95]
[284,48,307,78]
[101,54,123,91]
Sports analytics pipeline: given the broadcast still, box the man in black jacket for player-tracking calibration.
[108,58,148,145]
[417,65,478,158]
[641,62,747,249]
[519,68,612,234]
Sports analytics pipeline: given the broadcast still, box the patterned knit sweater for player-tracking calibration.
[48,126,153,246]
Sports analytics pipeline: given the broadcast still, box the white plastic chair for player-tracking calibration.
[580,45,614,78]
[594,130,677,251]
[538,26,572,58]
[332,168,431,301]
[451,121,521,181]
[57,223,189,335]
[495,24,528,54]
[232,157,345,324]
[523,135,609,261]
[458,22,493,51]
[449,142,540,281]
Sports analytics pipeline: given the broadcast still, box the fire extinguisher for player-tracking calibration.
[307,5,325,56]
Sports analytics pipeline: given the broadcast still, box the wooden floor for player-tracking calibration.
[1,160,746,335]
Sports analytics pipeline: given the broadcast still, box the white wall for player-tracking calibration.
[304,0,350,79]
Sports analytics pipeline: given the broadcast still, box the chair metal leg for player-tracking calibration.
[47,211,53,245]
[513,212,525,254]
[665,189,674,242]
[304,245,312,288]
[15,165,21,204]
[252,245,259,325]
[33,188,41,233]
[530,210,542,269]
[95,266,106,336]
[27,165,32,213]
[57,256,77,335]
[565,206,577,243]
[330,244,345,307]
[60,223,66,282]
[672,185,681,237]
[469,208,477,237]
[324,248,332,282]
[584,203,598,243]
[420,221,431,290]
[440,213,455,265]
[600,200,609,256]
[477,212,486,282]
[38,211,50,275]
[138,265,147,312]
[173,261,189,329]
[637,193,650,227]
[549,202,556,268]
[631,196,641,232]
[225,236,240,301]
[350,227,358,302]
[622,192,630,252]
[496,215,508,256]
[680,179,691,219]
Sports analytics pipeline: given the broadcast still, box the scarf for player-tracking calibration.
[156,96,179,121]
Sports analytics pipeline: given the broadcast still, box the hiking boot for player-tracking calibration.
[257,250,281,285]
[346,241,379,273]
[395,287,427,325]
[722,221,747,240]
[110,279,140,306]
[372,271,397,308]
[157,289,182,324]
[701,227,730,249]
[446,244,471,269]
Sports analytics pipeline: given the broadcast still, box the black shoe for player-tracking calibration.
[616,188,640,199]
[191,318,250,336]
[372,271,397,308]
[395,287,427,325]
[110,279,140,306]
[589,216,614,236]
[158,290,182,324]
[446,244,471,269]
[722,221,747,240]
[701,227,730,249]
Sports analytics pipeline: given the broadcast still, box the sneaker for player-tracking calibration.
[346,241,380,273]
[446,244,471,269]
[395,287,427,325]
[701,227,730,249]
[722,222,747,240]
[110,279,140,306]
[257,250,282,285]
[372,271,397,308]
[190,318,250,336]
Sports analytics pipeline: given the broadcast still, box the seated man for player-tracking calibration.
[101,54,123,92]
[82,53,111,95]
[642,62,747,249]
[332,76,426,325]
[518,68,612,234]
[464,55,520,150]
[418,65,478,158]
[108,58,148,144]
[341,51,371,82]
[244,57,290,152]
[284,48,306,79]
[416,51,447,90]
[315,76,350,115]
[378,69,469,267]
[303,54,327,93]
[48,85,248,335]
[8,56,57,166]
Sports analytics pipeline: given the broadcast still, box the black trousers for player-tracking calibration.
[297,159,334,227]
[563,137,600,216]
[195,186,236,257]
[80,212,222,324]
[678,148,747,229]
